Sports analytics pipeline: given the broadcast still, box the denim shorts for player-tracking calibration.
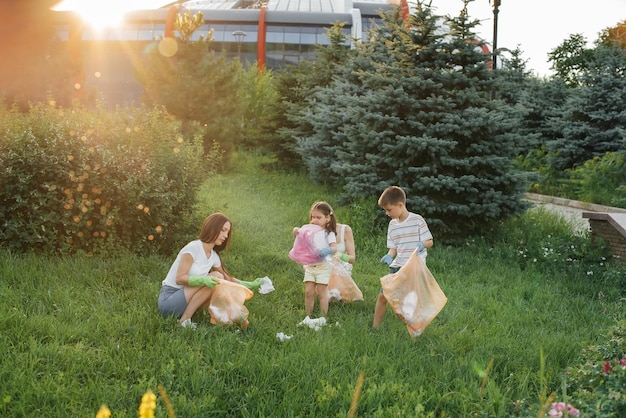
[158,285,187,319]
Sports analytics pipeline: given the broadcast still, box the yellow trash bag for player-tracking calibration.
[328,258,363,303]
[380,252,447,337]
[208,279,254,329]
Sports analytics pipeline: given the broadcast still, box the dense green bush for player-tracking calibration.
[568,152,626,208]
[519,150,626,209]
[475,207,616,284]
[135,10,243,158]
[0,103,218,256]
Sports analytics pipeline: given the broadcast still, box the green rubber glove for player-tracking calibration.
[188,275,218,288]
[239,277,264,290]
[337,252,350,262]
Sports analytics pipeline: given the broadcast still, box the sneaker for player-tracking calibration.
[180,319,197,329]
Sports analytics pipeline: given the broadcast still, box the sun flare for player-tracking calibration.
[52,0,166,30]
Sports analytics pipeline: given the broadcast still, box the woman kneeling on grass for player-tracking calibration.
[157,212,263,329]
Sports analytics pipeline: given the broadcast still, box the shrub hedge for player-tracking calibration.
[0,103,218,256]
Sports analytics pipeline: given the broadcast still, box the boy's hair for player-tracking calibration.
[310,201,337,235]
[378,186,406,207]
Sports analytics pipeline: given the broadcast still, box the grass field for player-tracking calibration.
[1,152,623,417]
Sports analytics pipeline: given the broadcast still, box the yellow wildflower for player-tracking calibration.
[95,404,111,418]
[139,390,157,418]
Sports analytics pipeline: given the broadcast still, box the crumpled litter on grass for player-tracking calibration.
[297,316,328,331]
[276,332,293,342]
[257,276,275,294]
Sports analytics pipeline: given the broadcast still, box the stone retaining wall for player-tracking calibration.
[526,193,626,261]
[583,213,626,261]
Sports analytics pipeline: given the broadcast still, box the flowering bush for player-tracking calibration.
[0,103,221,256]
[474,207,618,288]
[510,320,625,417]
[562,320,626,417]
[548,402,580,417]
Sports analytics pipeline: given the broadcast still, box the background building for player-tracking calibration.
[52,0,396,105]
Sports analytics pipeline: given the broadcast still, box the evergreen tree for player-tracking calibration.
[237,65,279,151]
[264,23,355,169]
[515,77,574,155]
[497,46,533,104]
[494,46,542,155]
[301,1,530,240]
[135,10,242,156]
[548,45,626,170]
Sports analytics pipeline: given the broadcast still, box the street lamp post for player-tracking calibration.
[232,30,247,58]
[491,0,500,70]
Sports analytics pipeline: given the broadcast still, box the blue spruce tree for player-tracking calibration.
[300,1,530,240]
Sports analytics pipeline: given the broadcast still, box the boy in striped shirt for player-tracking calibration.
[372,186,433,330]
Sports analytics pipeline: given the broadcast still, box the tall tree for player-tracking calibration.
[299,1,530,240]
[516,77,573,155]
[135,10,242,156]
[548,45,626,170]
[599,19,626,50]
[548,33,595,87]
[265,22,355,169]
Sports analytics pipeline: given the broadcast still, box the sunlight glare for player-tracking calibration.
[53,0,141,29]
[80,6,124,29]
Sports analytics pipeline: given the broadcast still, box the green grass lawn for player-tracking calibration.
[1,152,623,417]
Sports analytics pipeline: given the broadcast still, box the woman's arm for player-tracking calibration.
[343,225,356,264]
[175,253,195,286]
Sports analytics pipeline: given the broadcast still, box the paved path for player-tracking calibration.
[528,201,590,233]
[525,193,626,235]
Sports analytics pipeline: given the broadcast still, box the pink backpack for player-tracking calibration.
[289,224,324,265]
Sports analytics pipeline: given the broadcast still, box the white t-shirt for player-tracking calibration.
[387,212,432,267]
[161,240,221,289]
[312,228,336,250]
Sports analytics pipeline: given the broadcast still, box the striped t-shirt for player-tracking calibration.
[387,212,432,268]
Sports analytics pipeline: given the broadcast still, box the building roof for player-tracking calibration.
[182,0,391,13]
[266,0,344,13]
[183,0,243,10]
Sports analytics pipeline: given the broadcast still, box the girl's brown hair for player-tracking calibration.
[310,201,337,235]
